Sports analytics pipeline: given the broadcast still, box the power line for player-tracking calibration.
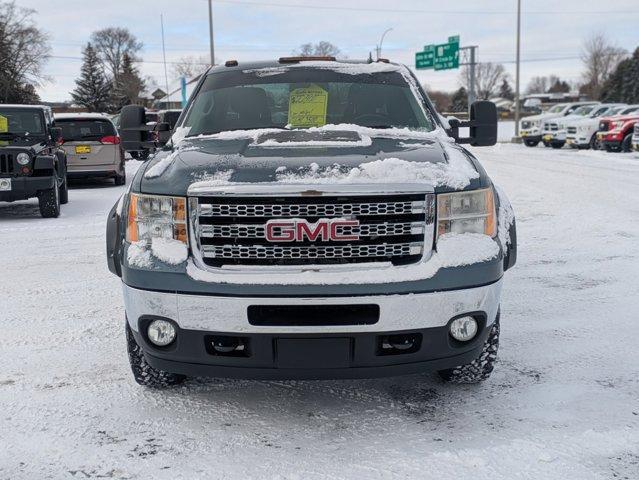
[209,0,639,15]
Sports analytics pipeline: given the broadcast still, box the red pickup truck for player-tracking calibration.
[597,114,639,152]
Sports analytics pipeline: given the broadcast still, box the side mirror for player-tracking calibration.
[469,101,498,146]
[448,101,498,147]
[120,105,147,153]
[50,127,63,145]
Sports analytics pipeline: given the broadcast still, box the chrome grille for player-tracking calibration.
[201,243,422,260]
[198,201,422,217]
[191,192,434,267]
[567,127,577,135]
[199,222,423,239]
[634,123,639,134]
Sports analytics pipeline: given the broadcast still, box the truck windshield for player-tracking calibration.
[181,67,434,136]
[0,108,45,137]
[55,118,116,141]
[547,104,567,114]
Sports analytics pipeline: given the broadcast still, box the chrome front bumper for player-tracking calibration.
[123,279,502,334]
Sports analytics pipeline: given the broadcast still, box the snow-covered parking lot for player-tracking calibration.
[1,145,638,480]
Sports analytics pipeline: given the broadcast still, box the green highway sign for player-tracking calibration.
[415,35,460,71]
[415,46,435,69]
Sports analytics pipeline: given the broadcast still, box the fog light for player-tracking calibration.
[16,152,30,165]
[449,316,478,342]
[147,319,176,346]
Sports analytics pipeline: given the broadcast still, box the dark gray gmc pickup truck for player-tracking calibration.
[107,58,517,388]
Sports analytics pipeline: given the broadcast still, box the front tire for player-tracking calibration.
[38,182,60,218]
[550,142,564,149]
[59,176,69,204]
[438,314,500,384]
[621,134,632,153]
[523,139,539,147]
[114,168,126,186]
[126,322,186,388]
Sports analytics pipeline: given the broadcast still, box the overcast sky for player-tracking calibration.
[18,0,639,102]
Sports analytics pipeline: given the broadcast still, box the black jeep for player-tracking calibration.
[0,105,68,218]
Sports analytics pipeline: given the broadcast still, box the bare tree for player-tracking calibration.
[526,76,550,94]
[172,55,210,80]
[296,41,342,58]
[460,62,508,100]
[0,1,50,102]
[580,32,626,100]
[90,27,143,83]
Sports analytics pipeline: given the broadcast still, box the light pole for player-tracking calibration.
[376,28,393,60]
[513,0,522,141]
[208,0,215,66]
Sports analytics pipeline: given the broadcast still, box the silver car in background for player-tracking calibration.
[54,113,126,185]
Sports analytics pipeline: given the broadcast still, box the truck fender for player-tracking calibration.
[503,218,517,271]
[33,155,55,170]
[106,196,124,277]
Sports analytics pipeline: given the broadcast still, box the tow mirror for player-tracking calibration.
[120,105,147,153]
[448,101,498,147]
[50,127,63,145]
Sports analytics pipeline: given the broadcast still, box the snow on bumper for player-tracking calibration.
[123,279,502,334]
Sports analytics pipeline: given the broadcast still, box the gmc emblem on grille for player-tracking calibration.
[265,219,360,242]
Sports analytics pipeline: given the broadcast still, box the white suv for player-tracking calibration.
[519,102,597,148]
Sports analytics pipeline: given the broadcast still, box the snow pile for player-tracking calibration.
[187,233,500,285]
[495,185,515,247]
[258,135,373,148]
[242,61,401,77]
[151,238,188,265]
[126,241,153,268]
[273,155,478,189]
[144,146,199,179]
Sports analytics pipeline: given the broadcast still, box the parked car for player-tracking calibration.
[0,104,68,217]
[519,102,598,147]
[55,113,126,185]
[107,58,517,388]
[595,106,639,147]
[540,103,600,149]
[564,104,626,149]
[599,115,639,152]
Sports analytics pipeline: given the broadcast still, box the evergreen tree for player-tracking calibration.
[600,47,639,104]
[112,52,145,110]
[71,43,111,112]
[450,87,468,112]
[498,79,514,100]
[547,78,570,93]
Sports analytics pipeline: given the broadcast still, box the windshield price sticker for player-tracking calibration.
[288,85,328,128]
[0,115,7,146]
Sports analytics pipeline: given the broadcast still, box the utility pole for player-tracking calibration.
[208,0,215,66]
[513,0,522,141]
[459,45,478,111]
[160,14,170,105]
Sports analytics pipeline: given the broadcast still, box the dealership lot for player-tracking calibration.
[1,145,638,479]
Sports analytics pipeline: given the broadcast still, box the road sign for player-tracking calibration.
[415,46,435,69]
[434,41,459,70]
[415,35,460,71]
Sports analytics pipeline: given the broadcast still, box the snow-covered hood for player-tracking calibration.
[137,126,486,196]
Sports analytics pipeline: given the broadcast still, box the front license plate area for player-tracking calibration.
[75,145,91,154]
[0,178,11,191]
[276,338,351,369]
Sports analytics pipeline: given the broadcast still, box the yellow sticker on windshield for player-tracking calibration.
[0,115,7,146]
[288,85,328,128]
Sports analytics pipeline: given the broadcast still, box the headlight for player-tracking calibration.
[126,193,188,244]
[16,152,30,165]
[612,120,625,130]
[437,188,496,239]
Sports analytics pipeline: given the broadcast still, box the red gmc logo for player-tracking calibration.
[265,219,360,242]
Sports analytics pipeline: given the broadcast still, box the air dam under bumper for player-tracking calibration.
[123,280,502,379]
